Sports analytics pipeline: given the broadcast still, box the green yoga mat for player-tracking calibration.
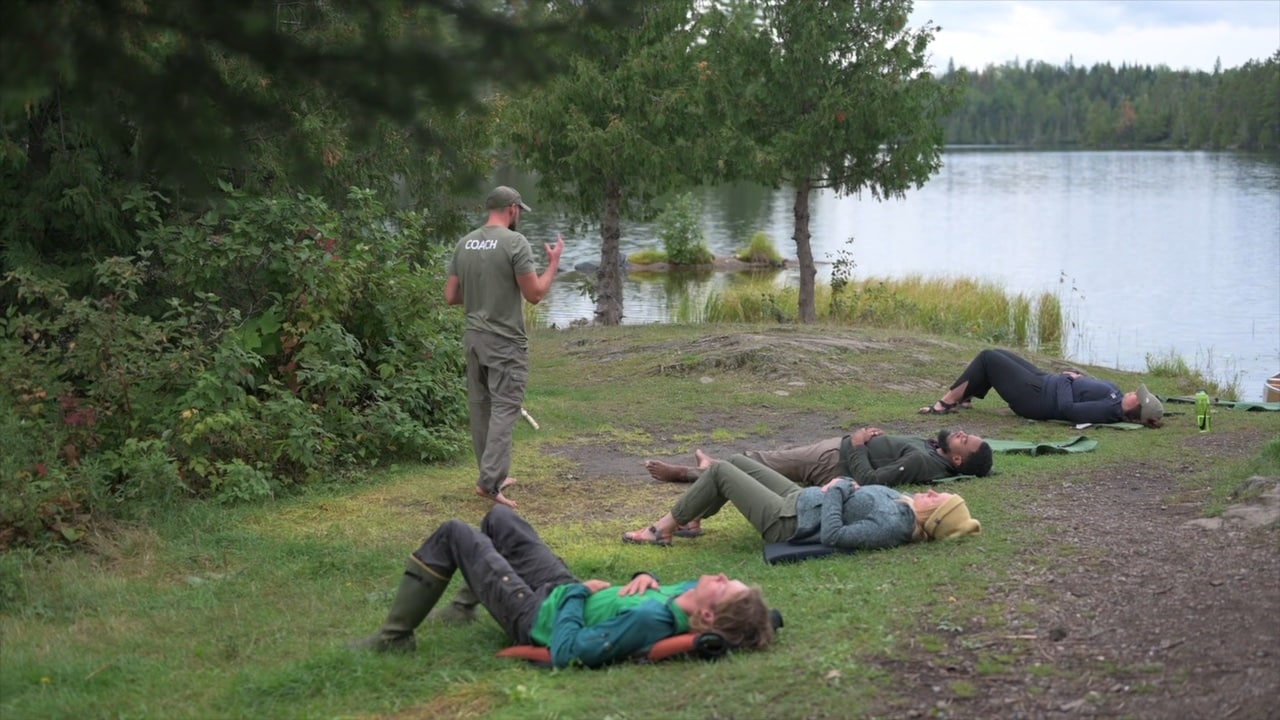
[926,436,1097,484]
[985,435,1099,455]
[928,473,976,484]
[1159,396,1280,412]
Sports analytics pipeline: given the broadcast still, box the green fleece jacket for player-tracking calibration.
[839,434,956,487]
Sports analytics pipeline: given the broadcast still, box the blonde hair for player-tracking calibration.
[906,494,981,541]
[691,585,775,651]
[907,498,933,542]
[900,495,933,542]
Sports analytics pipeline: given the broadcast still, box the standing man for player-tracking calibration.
[446,186,564,508]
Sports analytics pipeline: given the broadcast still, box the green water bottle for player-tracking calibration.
[1195,390,1211,432]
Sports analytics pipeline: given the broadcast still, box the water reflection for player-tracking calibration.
[503,151,1280,399]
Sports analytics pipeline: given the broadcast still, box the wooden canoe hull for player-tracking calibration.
[1266,373,1280,403]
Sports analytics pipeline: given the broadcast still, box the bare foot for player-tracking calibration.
[645,459,695,483]
[694,448,717,470]
[476,477,518,508]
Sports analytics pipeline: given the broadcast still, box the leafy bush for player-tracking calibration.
[0,186,469,549]
[656,193,713,265]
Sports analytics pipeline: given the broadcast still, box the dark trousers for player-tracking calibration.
[952,349,1050,418]
[412,506,576,645]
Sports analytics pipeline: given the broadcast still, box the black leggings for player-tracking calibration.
[951,349,1052,419]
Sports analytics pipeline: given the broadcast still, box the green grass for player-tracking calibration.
[2,323,1276,719]
[707,274,1070,354]
[734,232,784,265]
[1144,347,1242,400]
[628,248,666,265]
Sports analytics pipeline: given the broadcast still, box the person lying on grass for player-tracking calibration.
[623,447,982,548]
[351,506,776,667]
[920,348,1164,428]
[645,427,993,537]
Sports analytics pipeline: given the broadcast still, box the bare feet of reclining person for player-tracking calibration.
[643,447,719,482]
[644,459,697,483]
[693,448,717,470]
[475,477,518,508]
[642,459,702,535]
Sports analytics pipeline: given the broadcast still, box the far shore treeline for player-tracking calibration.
[1,0,1274,552]
[940,55,1280,150]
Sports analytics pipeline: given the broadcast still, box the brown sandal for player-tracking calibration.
[918,400,957,415]
[622,526,672,547]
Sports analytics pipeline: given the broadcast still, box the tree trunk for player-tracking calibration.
[792,178,816,323]
[594,178,625,326]
[25,97,55,180]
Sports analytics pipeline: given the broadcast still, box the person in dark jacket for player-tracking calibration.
[645,429,994,487]
[351,506,775,667]
[920,348,1164,428]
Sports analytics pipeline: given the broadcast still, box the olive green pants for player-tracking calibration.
[463,329,529,495]
[670,456,801,542]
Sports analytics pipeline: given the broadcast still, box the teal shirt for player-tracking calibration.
[530,580,694,668]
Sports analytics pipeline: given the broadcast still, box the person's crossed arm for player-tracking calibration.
[850,427,885,445]
[619,572,660,596]
[548,574,677,668]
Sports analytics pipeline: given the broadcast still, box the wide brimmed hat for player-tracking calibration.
[1135,384,1164,422]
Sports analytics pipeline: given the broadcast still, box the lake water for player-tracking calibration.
[511,151,1280,400]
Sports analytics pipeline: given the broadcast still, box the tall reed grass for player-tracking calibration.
[1145,348,1242,400]
[702,274,1068,355]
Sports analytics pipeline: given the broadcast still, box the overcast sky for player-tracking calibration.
[910,0,1280,72]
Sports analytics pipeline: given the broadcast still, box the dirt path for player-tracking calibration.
[886,449,1280,719]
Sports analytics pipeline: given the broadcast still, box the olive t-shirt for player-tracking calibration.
[448,225,537,343]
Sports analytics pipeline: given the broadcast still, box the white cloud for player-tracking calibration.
[911,0,1280,72]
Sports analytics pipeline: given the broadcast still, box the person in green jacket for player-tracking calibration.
[352,506,776,668]
[623,439,982,548]
[647,427,993,487]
